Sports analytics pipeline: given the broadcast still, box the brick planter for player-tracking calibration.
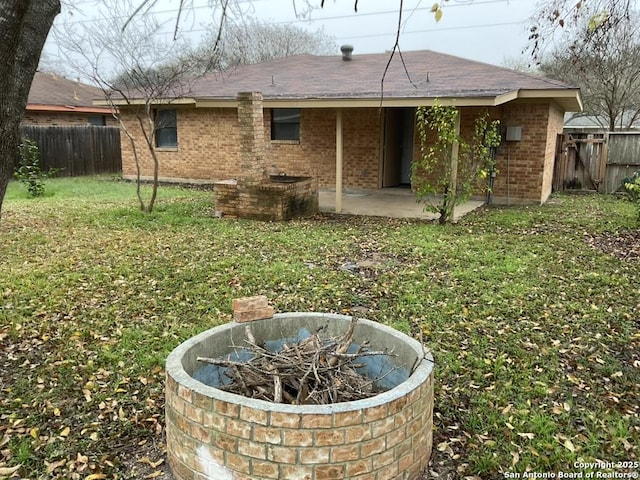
[165,313,434,480]
[213,176,319,221]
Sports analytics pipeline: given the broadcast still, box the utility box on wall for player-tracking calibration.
[506,126,522,142]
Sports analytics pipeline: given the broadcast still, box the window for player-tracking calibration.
[271,109,300,141]
[155,109,178,148]
[88,115,106,126]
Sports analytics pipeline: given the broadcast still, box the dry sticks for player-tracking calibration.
[197,318,396,405]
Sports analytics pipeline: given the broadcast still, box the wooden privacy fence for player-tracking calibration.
[553,132,640,193]
[19,125,122,177]
[605,132,640,192]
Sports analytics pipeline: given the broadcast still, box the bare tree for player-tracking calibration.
[0,0,60,219]
[55,0,230,213]
[0,0,240,219]
[178,18,336,75]
[528,0,636,61]
[541,9,640,130]
[501,56,543,75]
[216,18,335,67]
[307,1,637,64]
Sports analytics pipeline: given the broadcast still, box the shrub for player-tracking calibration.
[622,170,640,223]
[14,139,60,197]
[412,101,500,224]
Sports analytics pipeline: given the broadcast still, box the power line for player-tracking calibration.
[53,0,530,27]
[335,20,526,41]
[45,0,531,51]
[45,18,528,48]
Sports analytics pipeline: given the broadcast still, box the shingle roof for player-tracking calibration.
[565,112,640,130]
[27,72,110,113]
[190,49,580,108]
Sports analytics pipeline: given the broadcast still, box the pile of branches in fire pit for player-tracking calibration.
[197,318,396,405]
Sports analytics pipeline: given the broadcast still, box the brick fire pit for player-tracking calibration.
[213,176,318,221]
[165,313,434,480]
[211,92,319,221]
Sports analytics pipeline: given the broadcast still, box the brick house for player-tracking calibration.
[24,72,113,126]
[110,49,581,206]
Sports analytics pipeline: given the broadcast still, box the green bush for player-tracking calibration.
[14,139,60,197]
[412,101,500,224]
[622,170,640,223]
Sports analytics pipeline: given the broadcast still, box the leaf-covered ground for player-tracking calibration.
[586,230,640,261]
[0,178,638,479]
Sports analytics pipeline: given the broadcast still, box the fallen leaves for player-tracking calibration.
[564,438,577,453]
[139,456,164,469]
[551,401,571,415]
[585,229,640,260]
[2,182,639,478]
[45,459,66,474]
[0,465,21,476]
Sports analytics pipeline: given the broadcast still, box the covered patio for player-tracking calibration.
[318,188,485,221]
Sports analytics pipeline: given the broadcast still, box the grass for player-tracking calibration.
[0,176,638,479]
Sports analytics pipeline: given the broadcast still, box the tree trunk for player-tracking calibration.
[0,0,61,219]
[441,109,461,224]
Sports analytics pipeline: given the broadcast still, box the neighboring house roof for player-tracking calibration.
[107,49,581,111]
[27,72,112,114]
[564,112,640,131]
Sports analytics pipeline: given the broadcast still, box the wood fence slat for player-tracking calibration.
[554,132,640,193]
[553,133,605,192]
[607,132,640,166]
[19,125,121,177]
[597,140,608,192]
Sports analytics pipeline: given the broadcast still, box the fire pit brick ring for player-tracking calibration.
[165,313,435,480]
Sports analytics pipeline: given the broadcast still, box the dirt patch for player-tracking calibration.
[585,229,640,260]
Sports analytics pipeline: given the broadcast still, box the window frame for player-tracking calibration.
[155,108,178,149]
[271,108,301,142]
[88,115,106,126]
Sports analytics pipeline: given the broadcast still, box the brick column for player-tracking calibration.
[237,92,267,185]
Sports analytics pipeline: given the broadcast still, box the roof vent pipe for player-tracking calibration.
[340,45,354,61]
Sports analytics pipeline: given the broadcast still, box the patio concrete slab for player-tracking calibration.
[319,188,485,221]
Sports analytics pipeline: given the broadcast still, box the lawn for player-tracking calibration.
[0,176,638,479]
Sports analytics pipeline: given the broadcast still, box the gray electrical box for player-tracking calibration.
[506,126,522,142]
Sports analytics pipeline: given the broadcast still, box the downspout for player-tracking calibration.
[486,146,497,205]
[336,109,343,213]
[507,146,511,206]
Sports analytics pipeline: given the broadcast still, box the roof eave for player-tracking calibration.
[27,104,113,114]
[516,89,583,112]
[196,95,516,109]
[93,97,197,107]
[111,89,583,111]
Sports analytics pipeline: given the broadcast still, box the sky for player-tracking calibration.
[247,0,538,65]
[42,0,541,75]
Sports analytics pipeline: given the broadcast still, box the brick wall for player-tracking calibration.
[267,108,335,186]
[119,106,241,182]
[410,106,500,199]
[238,92,267,184]
[492,102,559,204]
[411,102,562,205]
[266,108,381,190]
[119,100,562,203]
[343,109,382,189]
[166,373,433,480]
[119,105,381,189]
[213,178,319,221]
